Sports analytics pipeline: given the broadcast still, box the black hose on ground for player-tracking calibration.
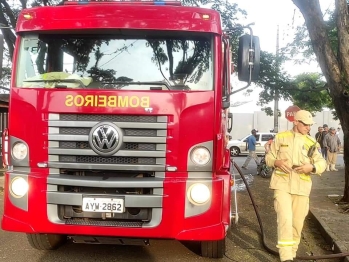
[232,160,349,260]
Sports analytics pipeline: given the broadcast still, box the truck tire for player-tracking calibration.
[26,233,66,250]
[201,238,225,258]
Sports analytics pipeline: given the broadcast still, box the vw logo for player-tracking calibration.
[89,122,122,156]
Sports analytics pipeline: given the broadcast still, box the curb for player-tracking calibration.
[309,208,349,262]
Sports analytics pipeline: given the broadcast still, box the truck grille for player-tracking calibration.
[47,114,167,171]
[46,114,166,226]
[59,155,156,164]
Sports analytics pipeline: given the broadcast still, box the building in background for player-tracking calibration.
[230,110,342,145]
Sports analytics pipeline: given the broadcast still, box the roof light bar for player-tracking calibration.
[64,0,181,6]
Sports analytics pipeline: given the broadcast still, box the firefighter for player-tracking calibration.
[265,110,326,262]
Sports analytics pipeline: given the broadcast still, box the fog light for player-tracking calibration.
[10,177,29,198]
[190,147,211,165]
[187,183,210,205]
[12,142,28,160]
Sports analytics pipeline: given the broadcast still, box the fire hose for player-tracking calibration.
[231,159,349,260]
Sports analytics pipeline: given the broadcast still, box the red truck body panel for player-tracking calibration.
[17,4,222,34]
[2,1,232,245]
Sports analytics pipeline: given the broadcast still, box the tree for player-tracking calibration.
[0,0,18,60]
[288,73,332,112]
[291,0,349,203]
[0,67,10,92]
[251,48,331,118]
[254,51,293,114]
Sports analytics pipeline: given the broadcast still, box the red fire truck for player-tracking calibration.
[0,0,259,258]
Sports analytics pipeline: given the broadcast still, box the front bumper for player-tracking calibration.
[1,170,230,241]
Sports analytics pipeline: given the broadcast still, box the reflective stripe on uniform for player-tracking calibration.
[277,240,295,247]
[300,173,311,181]
[275,169,309,180]
[276,131,293,139]
[274,169,288,176]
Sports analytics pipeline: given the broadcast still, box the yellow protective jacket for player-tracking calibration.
[266,130,327,196]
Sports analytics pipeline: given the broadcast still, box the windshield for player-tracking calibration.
[16,31,213,91]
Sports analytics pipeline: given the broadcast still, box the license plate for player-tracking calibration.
[82,197,124,213]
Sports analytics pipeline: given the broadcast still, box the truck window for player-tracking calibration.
[15,32,213,91]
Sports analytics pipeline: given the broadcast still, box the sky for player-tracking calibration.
[229,0,333,114]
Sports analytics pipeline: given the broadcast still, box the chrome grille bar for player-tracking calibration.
[47,114,167,171]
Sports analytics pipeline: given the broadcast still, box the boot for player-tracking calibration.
[326,165,330,171]
[331,164,338,171]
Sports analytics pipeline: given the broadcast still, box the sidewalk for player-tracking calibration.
[310,165,349,262]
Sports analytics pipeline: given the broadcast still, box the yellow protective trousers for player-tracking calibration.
[274,189,310,261]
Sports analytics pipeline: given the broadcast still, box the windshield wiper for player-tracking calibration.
[101,81,171,90]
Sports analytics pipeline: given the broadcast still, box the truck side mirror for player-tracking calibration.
[237,34,260,82]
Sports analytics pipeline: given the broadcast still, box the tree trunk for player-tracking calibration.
[336,92,349,202]
[292,0,349,202]
[343,127,349,201]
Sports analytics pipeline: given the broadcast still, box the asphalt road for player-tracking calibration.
[0,156,343,262]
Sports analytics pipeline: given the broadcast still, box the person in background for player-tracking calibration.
[315,126,324,148]
[323,127,341,171]
[321,124,329,159]
[264,136,275,154]
[336,127,341,136]
[265,110,326,262]
[241,129,260,169]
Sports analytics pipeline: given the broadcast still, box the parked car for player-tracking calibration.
[227,132,275,156]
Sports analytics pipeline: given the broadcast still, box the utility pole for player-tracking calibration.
[273,25,280,133]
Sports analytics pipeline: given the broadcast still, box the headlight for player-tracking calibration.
[10,177,29,198]
[191,147,211,165]
[12,142,28,160]
[187,183,210,205]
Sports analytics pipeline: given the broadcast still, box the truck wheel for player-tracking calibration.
[201,238,225,258]
[230,146,240,157]
[26,233,66,250]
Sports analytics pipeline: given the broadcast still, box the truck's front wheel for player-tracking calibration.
[201,238,226,258]
[26,233,66,250]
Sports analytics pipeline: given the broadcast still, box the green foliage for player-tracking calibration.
[281,25,315,64]
[0,67,11,91]
[251,50,332,116]
[262,107,280,117]
[252,51,294,115]
[182,0,246,59]
[239,10,335,117]
[283,4,338,65]
[288,73,332,112]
